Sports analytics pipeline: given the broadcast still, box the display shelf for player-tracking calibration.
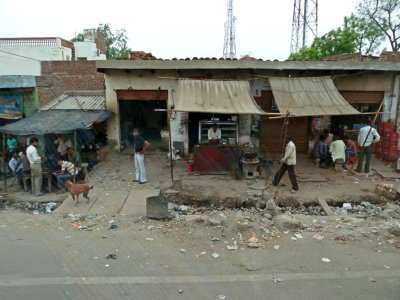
[198,120,238,144]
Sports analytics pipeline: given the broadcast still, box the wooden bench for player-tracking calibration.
[22,173,52,193]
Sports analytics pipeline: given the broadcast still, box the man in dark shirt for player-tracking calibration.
[132,128,150,184]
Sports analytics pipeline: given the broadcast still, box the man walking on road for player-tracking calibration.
[272,136,299,193]
[132,128,150,184]
[26,138,43,196]
[356,118,380,173]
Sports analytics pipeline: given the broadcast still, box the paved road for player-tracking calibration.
[0,211,399,300]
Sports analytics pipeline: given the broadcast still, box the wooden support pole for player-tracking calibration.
[167,110,174,182]
[3,134,6,192]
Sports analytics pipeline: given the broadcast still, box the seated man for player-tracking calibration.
[329,136,346,167]
[54,160,79,193]
[8,152,24,187]
[66,147,80,165]
[312,135,331,168]
[208,123,221,144]
[343,135,357,163]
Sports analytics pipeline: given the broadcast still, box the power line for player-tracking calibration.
[0,49,41,62]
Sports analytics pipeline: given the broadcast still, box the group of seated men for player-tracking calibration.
[311,130,357,169]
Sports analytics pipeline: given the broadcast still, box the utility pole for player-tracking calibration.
[290,0,318,54]
[223,0,236,59]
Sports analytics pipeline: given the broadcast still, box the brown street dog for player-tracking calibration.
[65,180,93,205]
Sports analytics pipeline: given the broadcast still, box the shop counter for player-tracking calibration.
[193,144,239,174]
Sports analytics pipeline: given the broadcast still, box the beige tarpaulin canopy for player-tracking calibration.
[174,79,266,115]
[268,77,361,116]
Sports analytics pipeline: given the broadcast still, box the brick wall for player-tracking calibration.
[36,61,104,108]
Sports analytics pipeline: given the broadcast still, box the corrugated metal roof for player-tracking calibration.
[41,94,106,110]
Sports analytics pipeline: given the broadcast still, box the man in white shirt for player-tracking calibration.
[272,136,299,193]
[329,137,346,164]
[26,138,43,196]
[208,123,221,144]
[54,135,72,160]
[9,152,23,175]
[356,118,380,173]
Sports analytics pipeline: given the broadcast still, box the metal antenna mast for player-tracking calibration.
[290,0,318,54]
[223,0,236,59]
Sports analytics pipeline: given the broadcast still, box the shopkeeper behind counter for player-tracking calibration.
[208,123,222,144]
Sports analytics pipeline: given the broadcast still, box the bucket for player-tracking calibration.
[185,161,194,173]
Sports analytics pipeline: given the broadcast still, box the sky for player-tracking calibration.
[0,0,358,60]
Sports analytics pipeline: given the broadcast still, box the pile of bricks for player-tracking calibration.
[130,51,157,60]
[375,121,399,163]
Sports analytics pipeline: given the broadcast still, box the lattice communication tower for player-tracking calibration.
[223,0,236,59]
[290,0,318,54]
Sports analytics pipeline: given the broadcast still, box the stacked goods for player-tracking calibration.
[376,121,399,163]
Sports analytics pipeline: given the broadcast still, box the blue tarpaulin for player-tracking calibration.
[0,109,112,135]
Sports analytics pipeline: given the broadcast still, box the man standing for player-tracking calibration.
[208,123,221,144]
[272,136,299,193]
[54,135,72,160]
[26,138,42,196]
[132,128,150,184]
[356,118,380,173]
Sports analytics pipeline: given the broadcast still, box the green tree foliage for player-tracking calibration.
[358,0,400,51]
[289,14,385,60]
[345,14,385,54]
[72,24,131,59]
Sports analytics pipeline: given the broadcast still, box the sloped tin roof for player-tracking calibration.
[41,94,106,110]
[0,109,112,135]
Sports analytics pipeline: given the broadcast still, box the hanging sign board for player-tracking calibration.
[0,95,23,119]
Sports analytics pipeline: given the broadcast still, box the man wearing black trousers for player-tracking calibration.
[272,136,299,193]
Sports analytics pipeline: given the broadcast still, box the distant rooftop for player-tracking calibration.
[0,37,73,49]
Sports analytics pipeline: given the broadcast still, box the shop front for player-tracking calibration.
[174,79,266,174]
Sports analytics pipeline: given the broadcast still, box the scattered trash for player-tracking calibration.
[247,235,259,243]
[227,241,238,250]
[105,264,110,267]
[273,245,280,250]
[211,252,220,258]
[334,236,349,242]
[369,277,376,282]
[384,265,391,269]
[179,249,186,253]
[313,234,325,240]
[217,295,226,300]
[273,276,283,283]
[321,257,331,263]
[45,202,57,214]
[342,203,352,210]
[109,224,118,230]
[196,252,207,257]
[294,233,303,239]
[247,242,260,248]
[71,223,79,230]
[145,237,154,241]
[105,253,118,260]
[178,289,183,294]
[291,237,297,241]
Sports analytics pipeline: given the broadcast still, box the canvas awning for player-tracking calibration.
[268,77,361,116]
[174,79,266,115]
[0,109,112,135]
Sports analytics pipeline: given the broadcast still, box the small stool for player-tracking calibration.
[334,158,345,171]
[313,158,320,167]
[348,156,356,165]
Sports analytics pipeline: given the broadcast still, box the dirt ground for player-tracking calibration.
[1,148,399,254]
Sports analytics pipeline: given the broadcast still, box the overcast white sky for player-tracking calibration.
[0,0,358,60]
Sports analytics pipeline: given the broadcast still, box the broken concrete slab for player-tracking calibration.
[376,171,400,179]
[89,190,129,215]
[317,198,333,216]
[120,188,160,217]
